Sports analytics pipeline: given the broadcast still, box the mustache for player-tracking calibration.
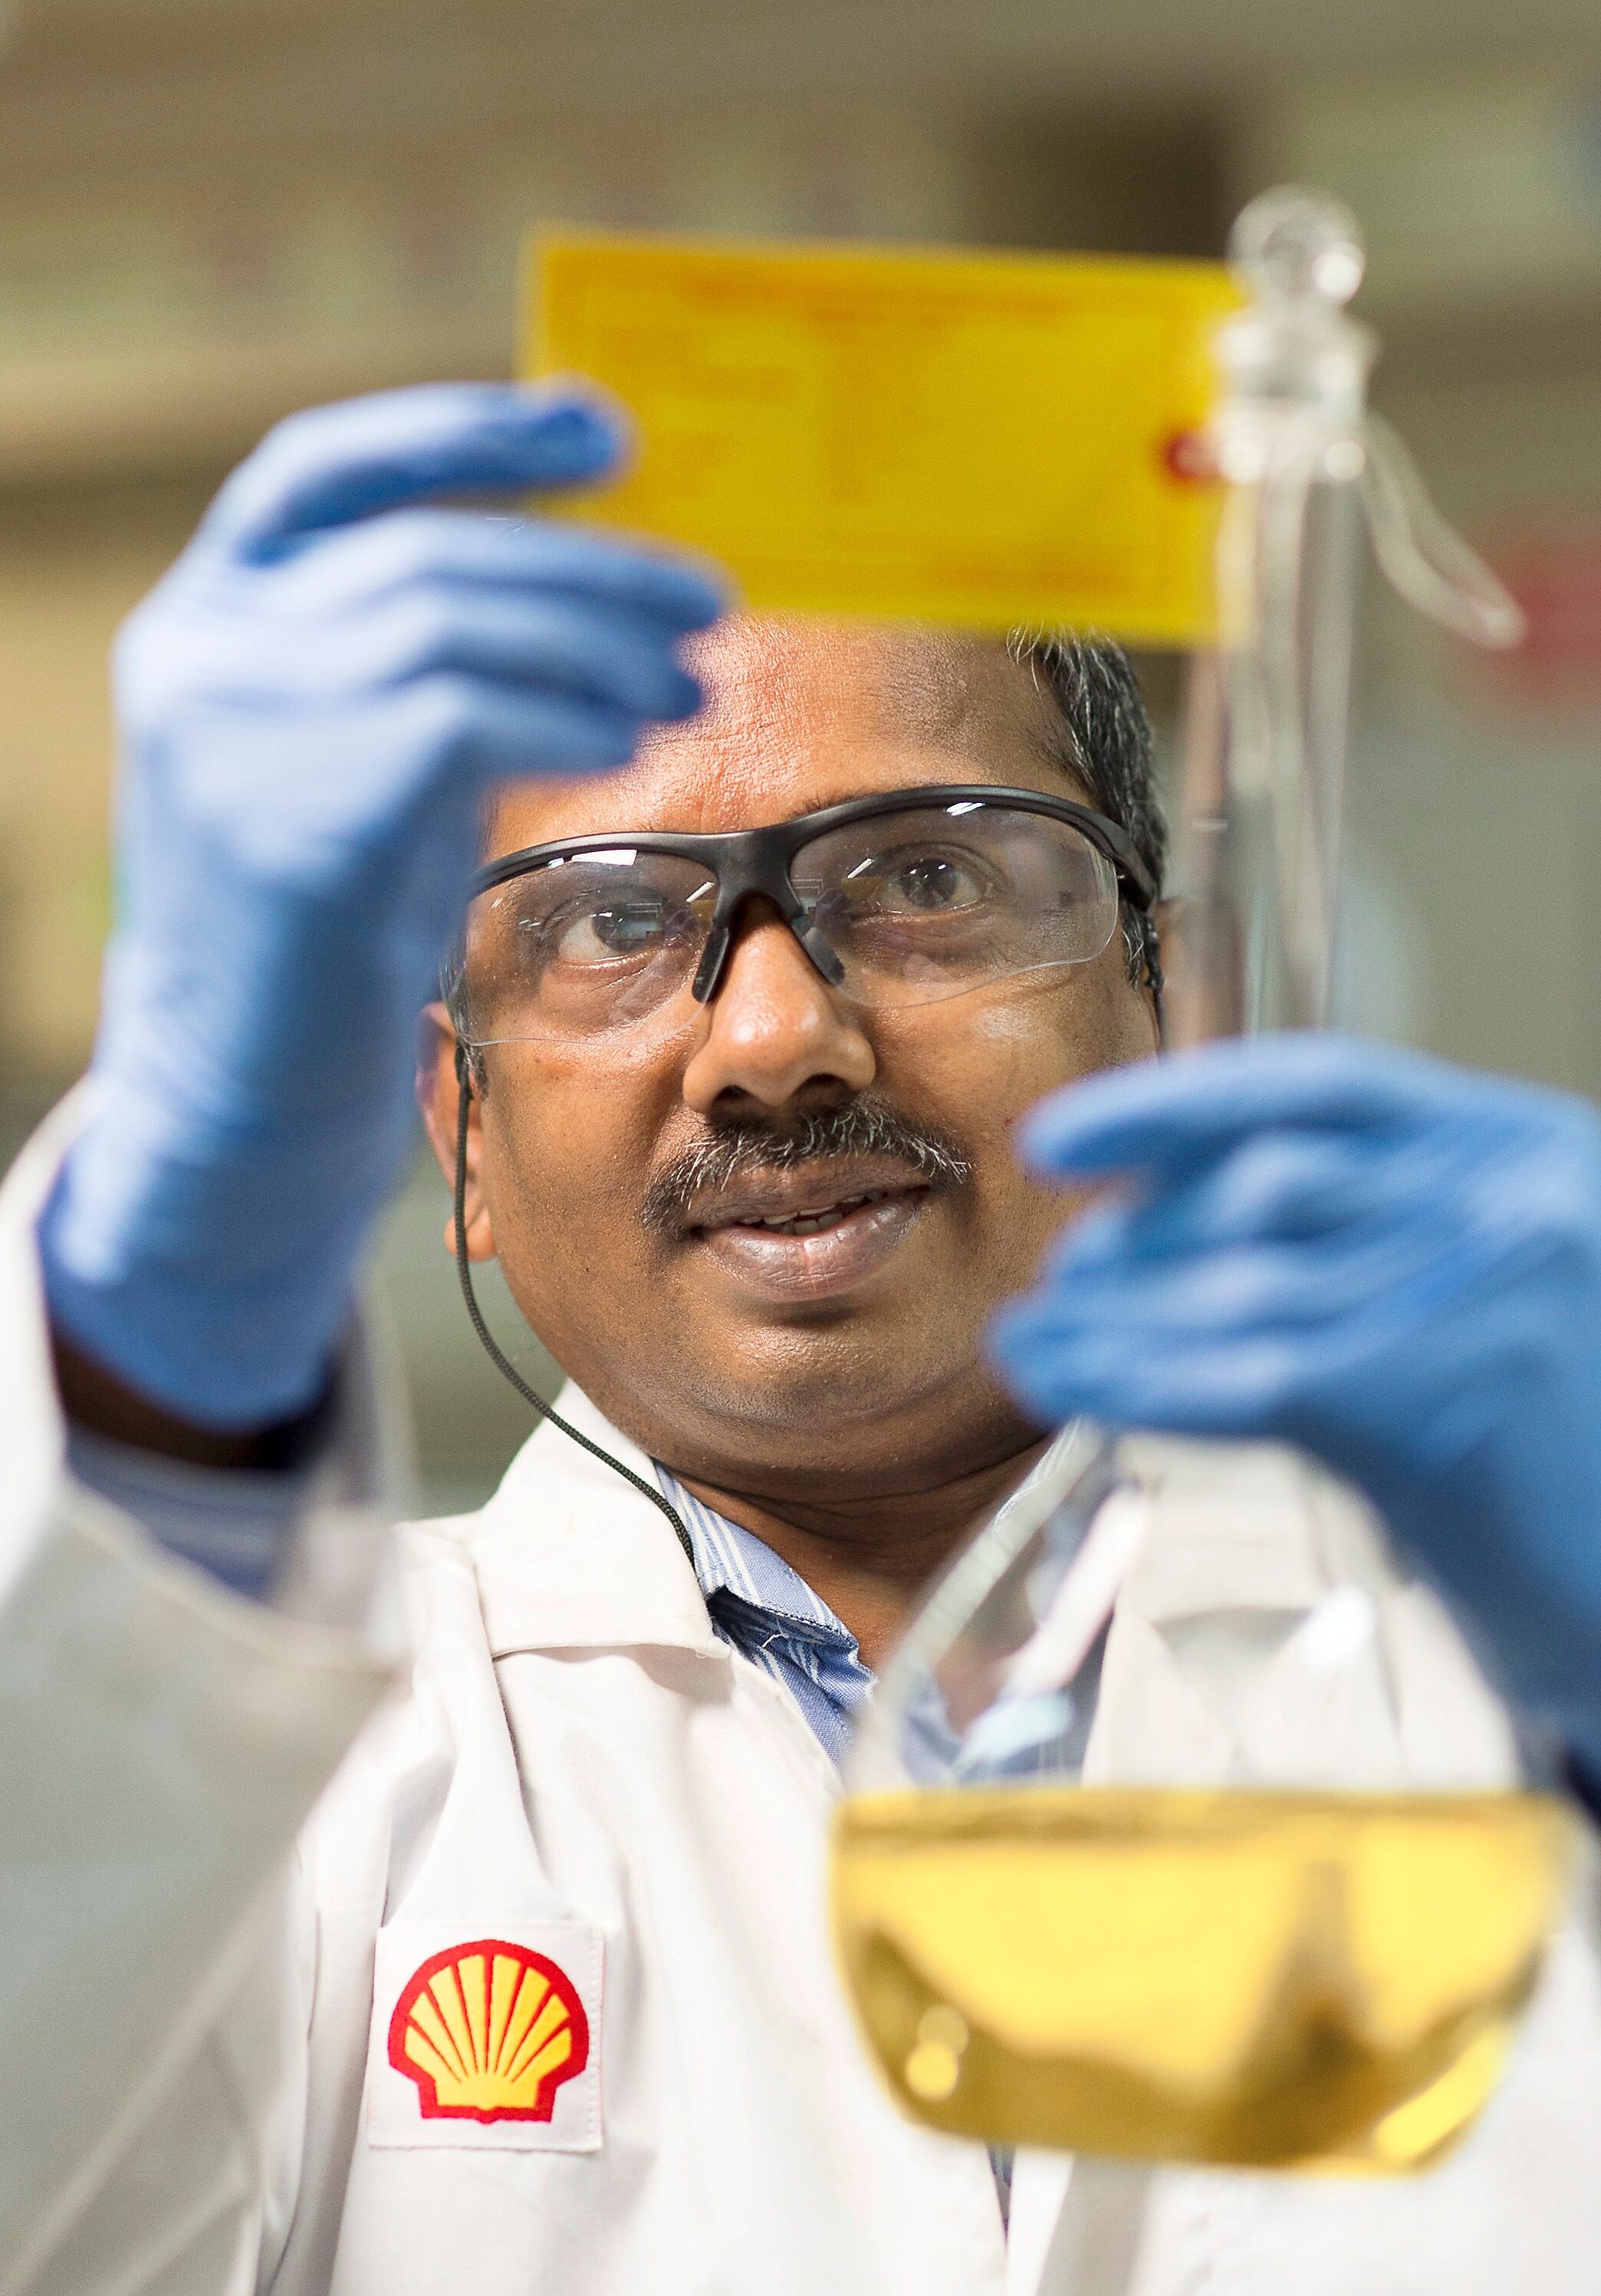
[640,1097,975,1237]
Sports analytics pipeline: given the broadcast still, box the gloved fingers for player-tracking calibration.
[1113,1101,1601,1287]
[1030,1211,1463,1343]
[989,1281,1314,1437]
[319,671,649,796]
[986,1238,1473,1437]
[197,383,634,562]
[395,669,656,785]
[361,587,705,719]
[1050,1127,1461,1271]
[245,505,725,633]
[1019,1033,1474,1183]
[1034,1150,1509,1373]
[159,673,646,877]
[186,586,705,722]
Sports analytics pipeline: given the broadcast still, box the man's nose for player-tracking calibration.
[680,903,876,1114]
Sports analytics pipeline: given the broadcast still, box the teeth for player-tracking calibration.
[744,1189,889,1235]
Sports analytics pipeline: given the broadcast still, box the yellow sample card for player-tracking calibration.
[526,232,1238,647]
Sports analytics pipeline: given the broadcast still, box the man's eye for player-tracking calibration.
[865,851,990,916]
[548,900,672,964]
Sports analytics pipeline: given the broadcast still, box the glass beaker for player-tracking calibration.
[830,187,1576,2179]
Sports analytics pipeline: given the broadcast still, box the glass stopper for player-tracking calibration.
[1228,185,1365,309]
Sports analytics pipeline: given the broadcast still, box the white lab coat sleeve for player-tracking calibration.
[0,1101,406,2296]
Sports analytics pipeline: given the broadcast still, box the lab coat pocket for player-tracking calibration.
[365,1918,603,2153]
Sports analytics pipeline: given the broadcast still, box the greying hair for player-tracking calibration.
[1008,630,1166,981]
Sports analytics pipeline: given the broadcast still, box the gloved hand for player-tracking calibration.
[41,382,722,1430]
[990,1033,1601,1773]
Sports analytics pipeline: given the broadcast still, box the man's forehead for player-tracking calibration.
[678,613,1044,741]
[486,613,1075,858]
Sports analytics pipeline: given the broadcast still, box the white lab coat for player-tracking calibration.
[2,1109,1600,2296]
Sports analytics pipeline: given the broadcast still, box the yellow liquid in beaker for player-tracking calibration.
[831,1786,1573,2173]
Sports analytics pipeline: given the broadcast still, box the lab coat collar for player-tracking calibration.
[468,1385,728,1663]
[464,1400,1363,1665]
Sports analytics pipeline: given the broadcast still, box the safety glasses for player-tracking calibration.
[449,784,1159,1048]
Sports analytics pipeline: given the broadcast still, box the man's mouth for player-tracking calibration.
[692,1169,925,1238]
[640,1100,972,1307]
[682,1161,935,1302]
[719,1187,899,1237]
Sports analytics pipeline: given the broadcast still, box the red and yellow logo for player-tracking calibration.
[388,1939,590,2124]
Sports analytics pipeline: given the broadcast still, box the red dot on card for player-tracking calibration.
[1163,429,1216,483]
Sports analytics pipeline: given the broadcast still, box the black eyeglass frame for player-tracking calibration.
[465,783,1162,1010]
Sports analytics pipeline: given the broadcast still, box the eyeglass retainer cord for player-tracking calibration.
[1139,911,1167,1048]
[452,1043,696,1568]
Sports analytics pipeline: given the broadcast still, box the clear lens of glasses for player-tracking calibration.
[453,802,1121,1046]
[457,850,717,1047]
[795,803,1119,1006]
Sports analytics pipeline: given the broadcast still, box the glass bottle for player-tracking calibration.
[830,187,1575,2179]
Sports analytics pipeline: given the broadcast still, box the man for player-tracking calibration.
[423,608,1159,1669]
[4,381,1601,2295]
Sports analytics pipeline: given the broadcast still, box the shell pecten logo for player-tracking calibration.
[388,1939,590,2123]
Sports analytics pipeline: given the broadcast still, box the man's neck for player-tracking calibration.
[672,1438,1050,1670]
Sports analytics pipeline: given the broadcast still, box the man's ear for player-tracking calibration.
[416,1003,498,1263]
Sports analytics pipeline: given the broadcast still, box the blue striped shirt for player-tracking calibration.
[657,1468,875,1768]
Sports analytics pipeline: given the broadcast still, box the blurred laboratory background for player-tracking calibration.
[2,0,1599,1508]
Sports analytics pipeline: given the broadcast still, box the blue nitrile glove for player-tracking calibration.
[989,1034,1601,1778]
[41,382,722,1430]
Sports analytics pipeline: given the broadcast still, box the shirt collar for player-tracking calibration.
[658,1467,874,1773]
[657,1467,860,1654]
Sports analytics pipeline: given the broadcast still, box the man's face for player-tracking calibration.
[422,617,1158,1508]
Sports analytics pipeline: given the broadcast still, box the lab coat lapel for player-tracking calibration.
[470,1387,726,1663]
